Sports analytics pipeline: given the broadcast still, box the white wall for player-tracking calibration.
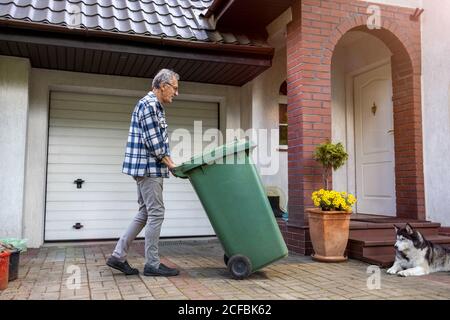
[22,68,241,247]
[359,0,422,8]
[332,32,392,196]
[331,47,348,193]
[243,47,288,211]
[421,0,450,226]
[0,56,30,238]
[240,82,253,132]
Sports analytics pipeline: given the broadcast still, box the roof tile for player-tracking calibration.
[0,0,268,47]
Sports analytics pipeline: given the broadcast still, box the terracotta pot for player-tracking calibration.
[307,208,352,262]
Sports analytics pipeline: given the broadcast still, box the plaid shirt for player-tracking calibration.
[122,92,170,178]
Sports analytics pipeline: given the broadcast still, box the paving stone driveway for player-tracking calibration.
[1,239,450,300]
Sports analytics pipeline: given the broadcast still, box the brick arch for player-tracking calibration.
[324,15,418,71]
[332,26,423,222]
[286,0,424,234]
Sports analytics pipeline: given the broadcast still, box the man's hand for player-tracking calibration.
[161,156,177,171]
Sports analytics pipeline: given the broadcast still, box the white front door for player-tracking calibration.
[354,63,396,216]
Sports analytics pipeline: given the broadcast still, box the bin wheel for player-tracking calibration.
[227,255,252,280]
[224,254,229,266]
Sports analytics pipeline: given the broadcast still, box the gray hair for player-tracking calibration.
[152,69,180,89]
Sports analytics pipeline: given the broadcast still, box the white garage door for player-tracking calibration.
[45,91,218,241]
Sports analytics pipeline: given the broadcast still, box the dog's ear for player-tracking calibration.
[405,223,414,235]
[394,225,400,233]
[416,230,424,242]
[412,229,426,248]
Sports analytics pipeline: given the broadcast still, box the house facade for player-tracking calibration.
[277,0,450,254]
[0,0,449,253]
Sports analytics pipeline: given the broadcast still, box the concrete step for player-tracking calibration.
[347,234,450,267]
[350,234,450,246]
[349,221,442,238]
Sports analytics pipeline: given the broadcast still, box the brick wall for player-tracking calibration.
[285,0,424,253]
[439,227,450,237]
[277,219,313,255]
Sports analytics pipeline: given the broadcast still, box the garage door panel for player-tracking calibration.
[49,136,126,148]
[50,127,129,139]
[46,209,210,221]
[46,183,135,193]
[47,173,197,184]
[49,145,125,156]
[50,118,218,130]
[50,118,129,130]
[170,100,218,110]
[165,117,217,127]
[46,200,204,212]
[45,91,217,241]
[47,173,128,183]
[47,181,196,192]
[48,164,121,174]
[50,109,132,123]
[46,217,213,231]
[46,201,136,211]
[46,191,200,202]
[48,154,123,165]
[51,101,134,114]
[45,226,215,241]
[165,108,218,119]
[51,92,138,104]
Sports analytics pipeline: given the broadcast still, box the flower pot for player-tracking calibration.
[8,249,20,281]
[0,251,10,290]
[307,208,352,262]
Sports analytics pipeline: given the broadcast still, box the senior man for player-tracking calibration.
[106,69,180,277]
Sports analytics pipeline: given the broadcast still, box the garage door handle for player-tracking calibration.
[73,223,84,230]
[74,178,85,189]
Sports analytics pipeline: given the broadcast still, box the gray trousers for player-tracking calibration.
[112,176,164,268]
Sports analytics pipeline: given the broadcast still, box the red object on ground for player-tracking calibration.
[0,251,11,290]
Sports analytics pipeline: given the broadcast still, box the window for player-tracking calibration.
[279,80,288,146]
[279,104,288,146]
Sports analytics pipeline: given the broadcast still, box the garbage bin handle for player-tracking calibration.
[171,167,189,179]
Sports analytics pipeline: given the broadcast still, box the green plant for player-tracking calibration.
[313,141,348,190]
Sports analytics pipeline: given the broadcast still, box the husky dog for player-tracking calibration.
[386,223,450,277]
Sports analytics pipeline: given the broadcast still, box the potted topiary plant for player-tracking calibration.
[307,142,355,262]
[313,141,348,190]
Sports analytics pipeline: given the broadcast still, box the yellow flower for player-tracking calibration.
[311,189,357,212]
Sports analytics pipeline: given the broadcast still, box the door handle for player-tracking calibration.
[73,222,84,230]
[74,178,85,189]
[387,129,394,134]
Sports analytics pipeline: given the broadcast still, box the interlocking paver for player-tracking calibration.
[1,239,450,300]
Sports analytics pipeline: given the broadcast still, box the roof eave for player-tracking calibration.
[0,18,274,58]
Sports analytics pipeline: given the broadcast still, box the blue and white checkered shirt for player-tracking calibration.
[122,92,170,178]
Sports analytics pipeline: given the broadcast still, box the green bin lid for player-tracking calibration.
[172,138,256,178]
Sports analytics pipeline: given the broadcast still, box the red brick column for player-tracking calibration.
[286,0,424,239]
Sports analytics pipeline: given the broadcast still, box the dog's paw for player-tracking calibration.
[397,268,428,277]
[386,267,399,274]
[397,270,410,277]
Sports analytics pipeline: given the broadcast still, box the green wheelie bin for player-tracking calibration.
[171,139,288,279]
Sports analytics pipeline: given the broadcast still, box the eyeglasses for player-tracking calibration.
[165,83,178,92]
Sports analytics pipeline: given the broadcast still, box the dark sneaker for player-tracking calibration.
[143,263,179,277]
[160,263,180,274]
[106,256,139,275]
